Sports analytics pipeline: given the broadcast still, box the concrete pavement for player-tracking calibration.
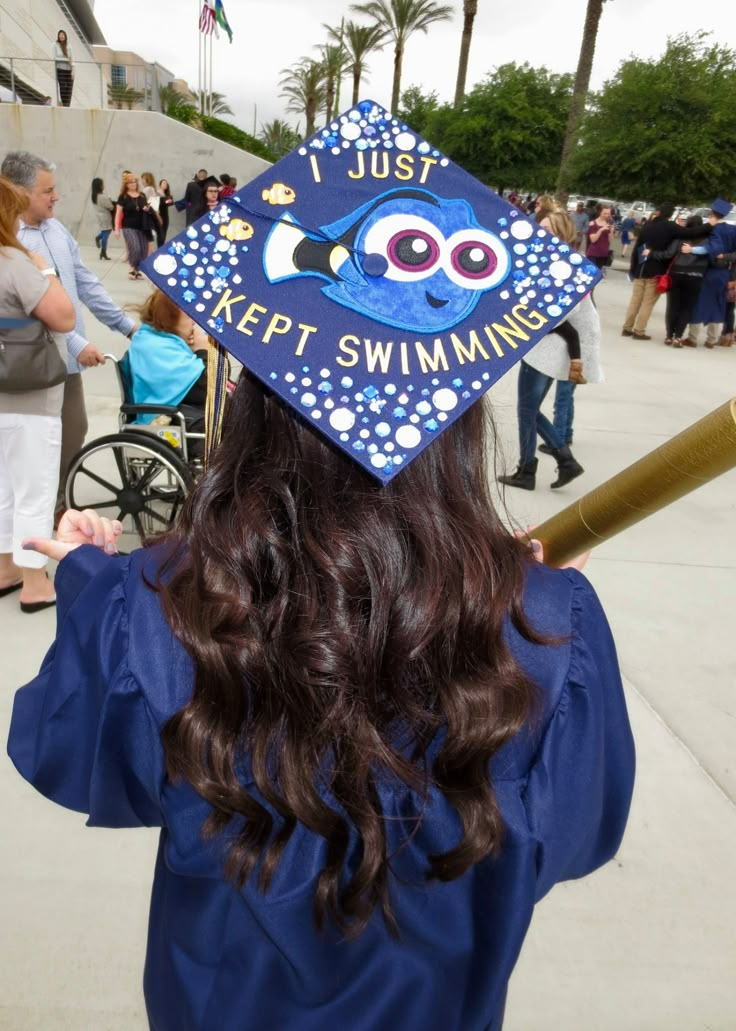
[1,242,735,1029]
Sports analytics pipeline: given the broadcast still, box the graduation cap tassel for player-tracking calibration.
[530,398,736,567]
[204,335,229,464]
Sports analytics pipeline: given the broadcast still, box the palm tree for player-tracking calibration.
[107,84,145,111]
[351,0,454,113]
[280,60,327,137]
[158,84,192,116]
[315,43,350,123]
[555,0,610,199]
[259,118,303,158]
[194,89,234,117]
[453,0,478,108]
[325,20,387,106]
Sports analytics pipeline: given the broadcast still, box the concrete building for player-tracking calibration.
[0,1,185,112]
[91,45,176,112]
[0,3,269,242]
[0,0,106,107]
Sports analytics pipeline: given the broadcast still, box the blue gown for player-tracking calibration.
[7,545,635,1031]
[691,220,736,324]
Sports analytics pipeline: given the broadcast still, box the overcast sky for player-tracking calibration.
[92,0,730,136]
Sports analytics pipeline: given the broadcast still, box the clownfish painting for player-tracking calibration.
[262,187,512,334]
[219,219,254,242]
[261,183,296,206]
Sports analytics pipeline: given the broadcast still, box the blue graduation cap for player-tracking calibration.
[711,198,732,219]
[143,100,601,483]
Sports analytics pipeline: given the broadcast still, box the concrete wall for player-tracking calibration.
[0,105,271,241]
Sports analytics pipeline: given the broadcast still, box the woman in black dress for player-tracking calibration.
[114,174,152,280]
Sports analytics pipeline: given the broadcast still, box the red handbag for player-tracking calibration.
[655,254,677,293]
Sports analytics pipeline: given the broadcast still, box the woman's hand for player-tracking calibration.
[516,528,590,571]
[22,509,123,563]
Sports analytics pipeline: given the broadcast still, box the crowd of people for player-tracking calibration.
[88,168,238,279]
[497,193,735,496]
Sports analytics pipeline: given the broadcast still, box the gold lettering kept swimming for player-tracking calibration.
[209,290,548,374]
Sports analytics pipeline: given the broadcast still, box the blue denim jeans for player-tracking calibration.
[518,361,565,465]
[551,380,576,445]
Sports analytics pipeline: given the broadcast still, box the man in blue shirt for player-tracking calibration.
[1,151,138,515]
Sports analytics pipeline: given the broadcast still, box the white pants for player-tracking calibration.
[0,412,61,569]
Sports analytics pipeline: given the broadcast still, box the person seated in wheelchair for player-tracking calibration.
[128,289,208,452]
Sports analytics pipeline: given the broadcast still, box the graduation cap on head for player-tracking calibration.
[143,100,601,483]
[711,198,732,218]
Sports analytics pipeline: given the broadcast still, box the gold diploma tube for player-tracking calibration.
[531,399,736,568]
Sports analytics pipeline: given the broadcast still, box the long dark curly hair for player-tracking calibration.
[156,372,542,937]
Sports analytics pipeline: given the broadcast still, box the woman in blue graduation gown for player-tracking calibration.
[688,200,736,343]
[8,375,635,1031]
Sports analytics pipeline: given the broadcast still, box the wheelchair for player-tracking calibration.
[63,353,205,542]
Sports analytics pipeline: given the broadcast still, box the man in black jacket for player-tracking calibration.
[184,169,208,227]
[622,201,710,340]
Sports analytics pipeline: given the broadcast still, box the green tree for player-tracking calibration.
[351,0,454,113]
[556,0,611,198]
[325,20,387,106]
[568,33,736,203]
[397,84,439,134]
[280,59,327,137]
[158,84,198,124]
[199,115,275,162]
[259,118,303,158]
[194,89,234,117]
[424,63,573,194]
[454,0,478,109]
[158,84,188,114]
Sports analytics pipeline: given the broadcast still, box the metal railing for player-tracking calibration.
[0,57,165,112]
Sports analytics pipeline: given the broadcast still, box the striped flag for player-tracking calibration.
[199,0,217,36]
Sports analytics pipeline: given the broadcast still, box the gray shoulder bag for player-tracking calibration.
[0,317,67,393]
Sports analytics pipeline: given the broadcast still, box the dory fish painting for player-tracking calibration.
[262,188,512,334]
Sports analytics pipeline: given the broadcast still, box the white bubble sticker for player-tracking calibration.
[510,221,534,241]
[329,408,355,432]
[432,388,458,412]
[153,255,177,276]
[396,425,422,449]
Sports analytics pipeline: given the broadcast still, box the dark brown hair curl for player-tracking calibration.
[156,373,542,936]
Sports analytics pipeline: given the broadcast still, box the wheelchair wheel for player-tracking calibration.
[64,431,196,542]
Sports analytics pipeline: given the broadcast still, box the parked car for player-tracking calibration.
[625,200,656,223]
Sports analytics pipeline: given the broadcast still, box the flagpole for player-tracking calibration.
[197,1,202,111]
[208,32,213,116]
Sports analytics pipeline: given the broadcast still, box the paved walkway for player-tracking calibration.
[1,241,735,1029]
